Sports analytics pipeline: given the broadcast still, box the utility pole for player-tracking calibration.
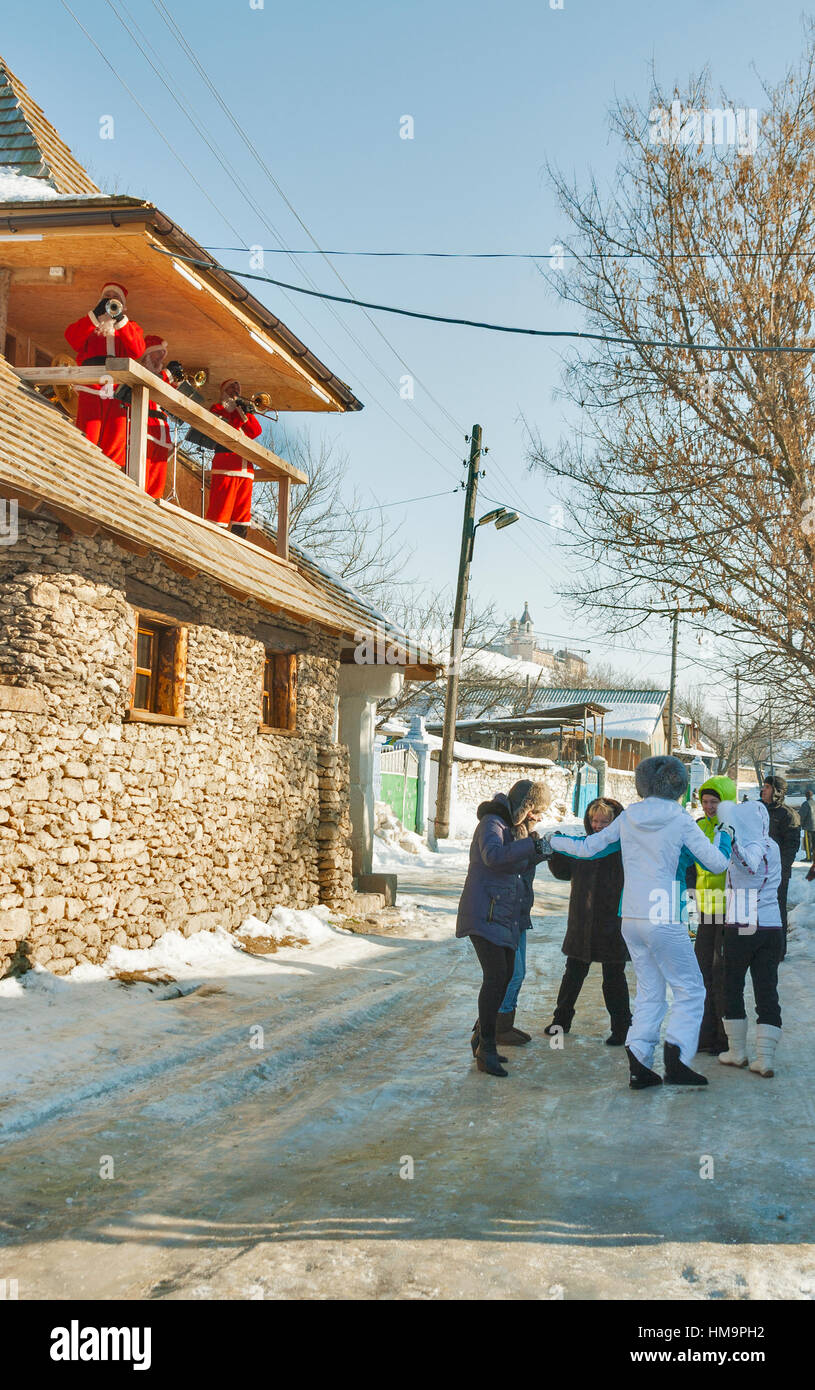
[666,609,679,757]
[434,425,482,840]
[728,669,734,795]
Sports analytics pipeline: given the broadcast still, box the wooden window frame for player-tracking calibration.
[260,651,298,734]
[127,608,189,726]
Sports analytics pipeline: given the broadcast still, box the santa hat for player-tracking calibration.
[220,378,240,395]
[143,334,167,353]
[101,281,128,301]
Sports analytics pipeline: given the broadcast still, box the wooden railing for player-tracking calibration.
[13,357,305,559]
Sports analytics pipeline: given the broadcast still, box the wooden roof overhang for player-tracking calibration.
[0,197,363,414]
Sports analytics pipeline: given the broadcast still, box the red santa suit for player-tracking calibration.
[204,390,262,527]
[64,281,145,468]
[140,336,173,499]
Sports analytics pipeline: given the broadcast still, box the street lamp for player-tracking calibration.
[434,426,521,839]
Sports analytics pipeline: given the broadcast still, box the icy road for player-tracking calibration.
[0,847,813,1301]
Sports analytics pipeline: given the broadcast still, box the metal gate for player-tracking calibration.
[572,761,599,819]
[379,746,420,832]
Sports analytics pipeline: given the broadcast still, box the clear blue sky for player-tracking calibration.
[4,0,809,691]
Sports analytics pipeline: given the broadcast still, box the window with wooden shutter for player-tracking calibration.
[129,613,188,724]
[261,652,297,733]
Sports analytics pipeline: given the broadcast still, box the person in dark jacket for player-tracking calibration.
[760,776,800,957]
[543,797,631,1045]
[456,780,549,1076]
[495,783,553,1047]
[798,789,814,861]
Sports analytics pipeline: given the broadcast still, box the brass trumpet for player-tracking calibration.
[236,391,273,413]
[166,361,208,390]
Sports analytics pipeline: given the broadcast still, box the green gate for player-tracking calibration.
[379,746,420,832]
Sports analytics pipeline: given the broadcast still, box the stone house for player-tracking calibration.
[0,57,434,977]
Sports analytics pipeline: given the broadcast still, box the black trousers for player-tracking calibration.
[552,957,631,1034]
[694,913,727,1052]
[722,926,783,1028]
[470,935,515,1043]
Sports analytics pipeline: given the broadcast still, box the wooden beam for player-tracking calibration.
[0,267,9,357]
[276,476,290,560]
[127,384,149,491]
[13,360,308,485]
[42,504,99,536]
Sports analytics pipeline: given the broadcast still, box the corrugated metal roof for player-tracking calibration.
[0,56,99,195]
[539,688,669,708]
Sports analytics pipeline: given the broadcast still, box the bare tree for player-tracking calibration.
[530,35,815,714]
[252,427,414,607]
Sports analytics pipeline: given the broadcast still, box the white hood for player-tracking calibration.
[725,799,782,926]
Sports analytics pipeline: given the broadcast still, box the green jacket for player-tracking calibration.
[694,775,737,916]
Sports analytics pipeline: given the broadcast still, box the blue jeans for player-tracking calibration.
[500,927,527,1012]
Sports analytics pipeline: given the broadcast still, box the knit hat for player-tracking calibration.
[699,775,737,804]
[635,755,689,801]
[100,281,128,301]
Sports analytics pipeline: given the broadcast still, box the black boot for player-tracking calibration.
[475,1034,508,1077]
[626,1045,662,1090]
[496,1009,531,1045]
[663,1042,708,1086]
[471,1021,506,1062]
[603,966,631,1046]
[605,1027,630,1046]
[544,1018,570,1036]
[230,522,249,538]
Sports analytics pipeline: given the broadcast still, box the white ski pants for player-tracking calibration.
[622,918,706,1067]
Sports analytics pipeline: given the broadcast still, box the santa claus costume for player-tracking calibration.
[140,335,173,499]
[204,379,262,531]
[65,281,145,468]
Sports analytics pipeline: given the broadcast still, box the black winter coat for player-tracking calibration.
[798,797,813,834]
[547,798,628,964]
[765,789,801,873]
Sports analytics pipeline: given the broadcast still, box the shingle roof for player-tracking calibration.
[0,55,99,195]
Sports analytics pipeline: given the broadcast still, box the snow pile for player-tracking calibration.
[461,646,552,684]
[787,871,815,941]
[237,905,339,947]
[374,800,426,856]
[0,167,63,202]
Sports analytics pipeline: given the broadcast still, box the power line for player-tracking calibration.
[151,250,815,353]
[202,246,815,262]
[147,0,467,451]
[81,0,464,481]
[358,488,461,511]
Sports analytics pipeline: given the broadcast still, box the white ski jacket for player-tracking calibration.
[719,800,782,928]
[549,797,731,925]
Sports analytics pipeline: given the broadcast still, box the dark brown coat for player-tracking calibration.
[547,797,628,964]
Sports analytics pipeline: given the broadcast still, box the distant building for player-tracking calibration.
[496,602,588,682]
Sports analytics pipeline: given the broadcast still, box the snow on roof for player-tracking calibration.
[462,647,551,684]
[0,166,64,201]
[423,731,553,766]
[602,702,665,744]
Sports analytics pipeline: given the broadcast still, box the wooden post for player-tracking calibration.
[0,268,10,358]
[277,476,290,560]
[127,384,149,491]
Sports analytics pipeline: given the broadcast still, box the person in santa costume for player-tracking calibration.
[139,335,174,500]
[542,756,732,1090]
[204,379,262,536]
[65,282,145,468]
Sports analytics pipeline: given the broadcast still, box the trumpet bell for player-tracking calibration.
[252,392,273,411]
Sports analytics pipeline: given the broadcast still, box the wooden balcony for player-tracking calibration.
[13,357,306,559]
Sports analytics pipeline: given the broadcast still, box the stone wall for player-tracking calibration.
[436,755,573,839]
[0,516,354,976]
[603,767,638,807]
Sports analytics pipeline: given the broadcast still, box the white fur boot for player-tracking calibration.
[718,1017,749,1068]
[749,1024,781,1077]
